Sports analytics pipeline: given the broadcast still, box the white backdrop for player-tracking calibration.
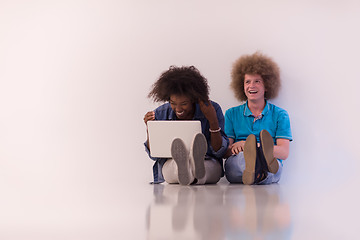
[1,0,360,233]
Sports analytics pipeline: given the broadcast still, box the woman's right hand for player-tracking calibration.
[144,111,155,125]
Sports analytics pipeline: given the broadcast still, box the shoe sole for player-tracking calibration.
[260,130,279,174]
[171,138,191,185]
[243,134,257,185]
[190,133,207,179]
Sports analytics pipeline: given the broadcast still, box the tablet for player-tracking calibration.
[147,120,202,158]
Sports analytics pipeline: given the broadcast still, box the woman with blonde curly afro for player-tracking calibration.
[224,52,292,185]
[144,66,229,185]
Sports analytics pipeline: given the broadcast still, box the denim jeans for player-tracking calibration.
[224,152,283,184]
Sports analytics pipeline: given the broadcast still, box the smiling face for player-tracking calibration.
[169,95,195,120]
[244,74,266,102]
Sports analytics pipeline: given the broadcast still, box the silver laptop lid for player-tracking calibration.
[147,120,202,158]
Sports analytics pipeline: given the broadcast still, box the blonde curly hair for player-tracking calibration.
[231,52,281,101]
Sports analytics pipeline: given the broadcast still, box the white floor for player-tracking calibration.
[1,166,358,240]
[144,178,359,240]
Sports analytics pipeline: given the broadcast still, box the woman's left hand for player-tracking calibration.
[198,100,217,123]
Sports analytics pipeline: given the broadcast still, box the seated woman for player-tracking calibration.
[144,66,229,185]
[224,52,292,185]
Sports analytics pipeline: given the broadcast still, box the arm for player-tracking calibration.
[273,109,292,160]
[143,111,155,151]
[224,138,235,158]
[274,138,290,160]
[198,100,223,151]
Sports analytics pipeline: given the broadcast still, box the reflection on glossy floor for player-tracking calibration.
[147,182,291,240]
[144,177,359,240]
[1,166,359,240]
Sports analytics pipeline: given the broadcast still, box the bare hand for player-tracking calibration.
[144,111,155,125]
[198,100,217,123]
[231,141,245,155]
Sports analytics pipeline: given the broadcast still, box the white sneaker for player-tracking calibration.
[190,133,207,179]
[171,138,191,185]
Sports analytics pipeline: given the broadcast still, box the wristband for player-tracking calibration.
[209,127,221,133]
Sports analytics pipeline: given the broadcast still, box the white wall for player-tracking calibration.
[1,0,359,197]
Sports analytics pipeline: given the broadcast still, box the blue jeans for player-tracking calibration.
[224,152,283,184]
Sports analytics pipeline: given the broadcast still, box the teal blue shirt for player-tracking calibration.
[224,101,292,145]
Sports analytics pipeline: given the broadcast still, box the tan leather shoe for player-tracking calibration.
[243,134,257,185]
[259,130,279,174]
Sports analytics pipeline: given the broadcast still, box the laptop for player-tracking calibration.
[147,120,202,158]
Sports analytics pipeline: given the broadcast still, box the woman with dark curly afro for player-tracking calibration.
[224,52,292,185]
[144,66,229,185]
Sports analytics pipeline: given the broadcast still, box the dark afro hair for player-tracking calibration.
[148,65,210,103]
[231,52,281,101]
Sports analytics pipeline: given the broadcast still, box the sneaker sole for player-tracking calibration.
[260,130,279,174]
[190,133,207,179]
[243,134,257,185]
[171,138,191,185]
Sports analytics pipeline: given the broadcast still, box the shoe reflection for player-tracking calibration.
[146,184,291,240]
